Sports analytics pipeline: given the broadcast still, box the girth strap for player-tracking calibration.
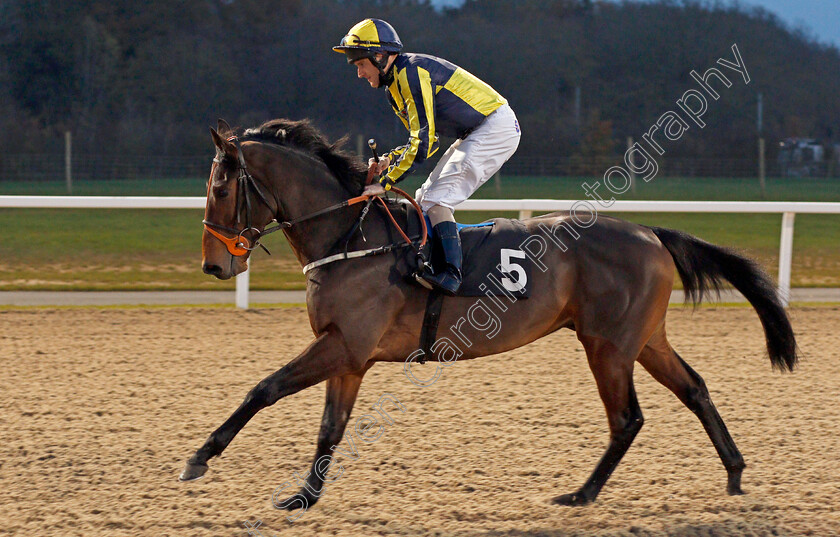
[418,290,445,365]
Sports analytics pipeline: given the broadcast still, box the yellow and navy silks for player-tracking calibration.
[382,53,507,186]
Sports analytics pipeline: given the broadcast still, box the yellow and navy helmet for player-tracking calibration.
[333,19,403,63]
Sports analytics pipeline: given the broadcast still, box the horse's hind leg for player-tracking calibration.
[179,329,359,481]
[275,365,372,511]
[637,328,745,495]
[553,335,644,506]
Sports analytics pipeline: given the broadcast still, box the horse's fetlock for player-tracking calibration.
[726,458,746,472]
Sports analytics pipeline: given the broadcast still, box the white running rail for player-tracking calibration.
[3,196,839,307]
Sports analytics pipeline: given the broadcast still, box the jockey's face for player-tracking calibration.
[352,54,394,88]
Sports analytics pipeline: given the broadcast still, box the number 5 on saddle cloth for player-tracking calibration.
[415,213,533,299]
[403,208,533,364]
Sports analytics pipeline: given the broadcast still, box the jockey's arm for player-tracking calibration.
[379,66,440,190]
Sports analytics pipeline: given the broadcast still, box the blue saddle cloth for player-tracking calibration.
[423,214,494,239]
[421,214,531,298]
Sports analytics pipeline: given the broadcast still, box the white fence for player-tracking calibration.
[2,196,840,307]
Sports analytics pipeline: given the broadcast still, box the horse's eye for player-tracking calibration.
[217,188,230,199]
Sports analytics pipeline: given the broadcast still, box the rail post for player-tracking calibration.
[777,212,795,307]
[65,131,73,194]
[236,261,250,309]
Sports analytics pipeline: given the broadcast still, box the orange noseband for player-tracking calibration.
[203,224,251,256]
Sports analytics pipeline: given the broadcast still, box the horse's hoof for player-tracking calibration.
[275,490,320,511]
[727,472,744,495]
[727,484,745,496]
[179,461,209,481]
[281,495,312,511]
[551,491,593,506]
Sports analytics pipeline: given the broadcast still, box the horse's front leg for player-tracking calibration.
[179,328,360,481]
[274,364,373,510]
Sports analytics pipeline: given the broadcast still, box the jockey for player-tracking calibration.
[333,18,521,295]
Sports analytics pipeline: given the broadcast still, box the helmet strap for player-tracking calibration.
[375,54,395,87]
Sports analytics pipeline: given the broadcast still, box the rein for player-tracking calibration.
[203,136,427,270]
[301,186,427,274]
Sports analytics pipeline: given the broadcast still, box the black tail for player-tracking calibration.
[648,226,798,372]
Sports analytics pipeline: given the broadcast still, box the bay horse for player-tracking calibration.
[180,118,797,510]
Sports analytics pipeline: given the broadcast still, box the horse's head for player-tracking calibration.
[202,119,277,279]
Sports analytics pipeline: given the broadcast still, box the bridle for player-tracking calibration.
[203,136,283,256]
[203,135,373,257]
[203,134,427,271]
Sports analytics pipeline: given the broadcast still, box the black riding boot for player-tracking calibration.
[422,221,462,295]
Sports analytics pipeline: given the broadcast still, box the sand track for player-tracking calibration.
[1,306,838,537]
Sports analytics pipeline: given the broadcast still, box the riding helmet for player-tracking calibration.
[332,19,403,64]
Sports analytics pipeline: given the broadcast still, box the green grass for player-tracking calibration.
[4,175,838,201]
[0,208,305,290]
[1,176,838,290]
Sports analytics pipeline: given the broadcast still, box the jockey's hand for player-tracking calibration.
[362,183,386,197]
[368,155,391,175]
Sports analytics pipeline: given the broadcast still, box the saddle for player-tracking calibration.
[395,203,532,363]
[361,163,531,299]
[404,206,533,298]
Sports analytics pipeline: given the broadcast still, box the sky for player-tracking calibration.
[431,0,840,48]
[738,0,840,48]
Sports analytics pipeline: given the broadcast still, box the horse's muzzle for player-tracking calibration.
[202,262,229,279]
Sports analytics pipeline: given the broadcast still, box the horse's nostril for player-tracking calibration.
[203,263,223,276]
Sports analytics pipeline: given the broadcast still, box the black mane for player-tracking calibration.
[243,119,367,194]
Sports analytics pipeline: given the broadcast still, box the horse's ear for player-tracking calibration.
[210,127,235,155]
[217,119,232,136]
[210,127,224,150]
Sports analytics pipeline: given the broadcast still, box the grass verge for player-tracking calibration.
[2,176,838,290]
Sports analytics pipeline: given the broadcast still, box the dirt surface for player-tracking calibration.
[1,306,838,537]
